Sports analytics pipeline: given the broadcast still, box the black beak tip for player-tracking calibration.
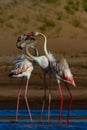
[8,73,13,77]
[18,46,23,50]
[16,43,23,50]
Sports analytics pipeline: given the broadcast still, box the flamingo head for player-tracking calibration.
[26,32,35,40]
[61,73,76,87]
[70,77,76,87]
[16,33,35,49]
[34,32,40,36]
[27,31,40,36]
[17,34,28,42]
[27,32,34,36]
[65,76,76,87]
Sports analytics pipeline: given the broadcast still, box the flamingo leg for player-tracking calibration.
[65,85,73,124]
[24,78,33,122]
[40,73,46,121]
[16,77,24,121]
[48,76,52,121]
[57,83,64,123]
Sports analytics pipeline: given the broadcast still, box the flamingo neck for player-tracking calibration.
[26,44,36,61]
[38,33,50,61]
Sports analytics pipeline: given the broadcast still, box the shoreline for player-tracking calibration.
[0,98,87,109]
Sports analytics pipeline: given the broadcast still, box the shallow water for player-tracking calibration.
[0,120,87,130]
[0,109,87,116]
[0,109,87,130]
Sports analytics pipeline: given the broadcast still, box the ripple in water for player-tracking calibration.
[0,109,86,130]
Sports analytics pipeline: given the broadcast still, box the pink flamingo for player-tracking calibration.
[8,44,38,122]
[25,41,56,121]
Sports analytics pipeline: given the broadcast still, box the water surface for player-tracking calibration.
[0,109,87,130]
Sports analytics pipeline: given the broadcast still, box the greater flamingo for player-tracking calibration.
[8,44,38,122]
[25,32,76,124]
[25,41,56,122]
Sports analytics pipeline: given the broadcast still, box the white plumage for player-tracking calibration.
[8,43,39,122]
[10,54,33,79]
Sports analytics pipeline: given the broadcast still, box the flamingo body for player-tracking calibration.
[32,55,49,69]
[9,55,33,79]
[9,54,33,122]
[9,42,39,122]
[51,58,75,86]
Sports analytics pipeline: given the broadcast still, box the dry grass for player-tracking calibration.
[0,0,87,36]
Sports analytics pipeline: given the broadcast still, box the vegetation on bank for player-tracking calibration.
[0,0,87,37]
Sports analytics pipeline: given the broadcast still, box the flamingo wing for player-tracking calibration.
[60,58,76,86]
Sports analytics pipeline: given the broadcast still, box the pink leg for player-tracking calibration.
[16,77,23,121]
[40,73,46,121]
[48,76,52,121]
[57,83,64,123]
[24,78,33,122]
[66,85,73,124]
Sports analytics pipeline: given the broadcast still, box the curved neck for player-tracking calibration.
[38,33,50,61]
[26,44,37,61]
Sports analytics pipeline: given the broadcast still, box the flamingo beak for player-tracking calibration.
[72,80,76,87]
[65,76,76,87]
[69,77,76,87]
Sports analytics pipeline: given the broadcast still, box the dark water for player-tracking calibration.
[0,109,87,130]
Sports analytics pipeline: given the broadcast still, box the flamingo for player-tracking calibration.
[8,43,38,122]
[34,32,76,123]
[25,41,56,121]
[25,32,76,124]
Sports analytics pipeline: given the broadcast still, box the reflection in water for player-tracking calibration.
[0,109,87,130]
